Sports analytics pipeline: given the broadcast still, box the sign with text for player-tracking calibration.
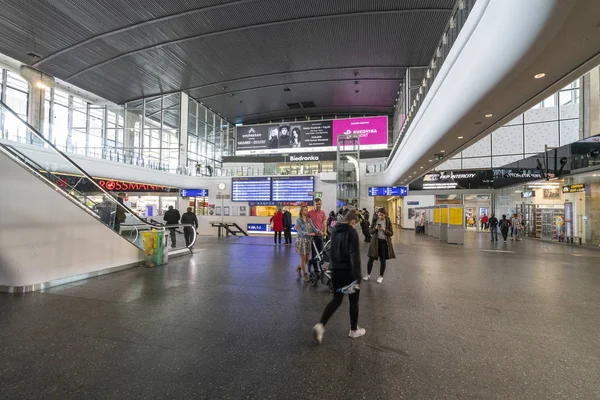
[521,191,535,198]
[247,224,297,234]
[180,189,208,197]
[562,184,585,193]
[236,116,388,155]
[368,186,408,196]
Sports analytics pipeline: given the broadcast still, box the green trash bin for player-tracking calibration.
[141,230,165,267]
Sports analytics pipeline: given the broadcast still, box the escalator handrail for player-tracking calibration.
[1,142,102,209]
[0,99,164,230]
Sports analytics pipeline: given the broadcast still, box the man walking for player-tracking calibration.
[499,214,511,243]
[163,206,181,248]
[308,198,326,275]
[181,207,199,247]
[282,207,293,245]
[489,213,499,242]
[313,212,364,344]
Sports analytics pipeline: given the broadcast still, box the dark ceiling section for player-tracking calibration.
[0,0,455,123]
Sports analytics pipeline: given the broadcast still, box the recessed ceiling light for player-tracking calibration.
[534,73,546,79]
[428,159,433,162]
[458,136,464,139]
[420,166,424,169]
[440,150,445,153]
[485,114,493,118]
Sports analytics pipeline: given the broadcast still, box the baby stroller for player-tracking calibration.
[308,239,332,291]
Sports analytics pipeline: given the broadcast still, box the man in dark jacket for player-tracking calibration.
[489,213,499,242]
[499,214,511,243]
[181,207,199,247]
[114,192,127,233]
[282,207,293,245]
[164,206,181,248]
[313,212,365,344]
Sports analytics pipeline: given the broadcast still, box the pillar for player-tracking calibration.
[19,66,55,143]
[179,92,189,171]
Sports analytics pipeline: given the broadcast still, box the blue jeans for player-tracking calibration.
[490,226,498,241]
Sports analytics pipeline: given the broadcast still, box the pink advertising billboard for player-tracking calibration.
[236,115,388,155]
[332,116,388,149]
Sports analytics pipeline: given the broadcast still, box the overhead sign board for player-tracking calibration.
[368,186,408,196]
[235,116,388,155]
[180,189,209,197]
[521,191,536,198]
[562,184,585,193]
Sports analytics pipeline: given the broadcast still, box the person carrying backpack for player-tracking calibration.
[499,214,511,243]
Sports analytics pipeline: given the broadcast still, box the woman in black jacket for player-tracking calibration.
[313,212,365,344]
[364,209,396,284]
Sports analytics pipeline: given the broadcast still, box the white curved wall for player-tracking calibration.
[0,152,144,290]
[384,0,582,185]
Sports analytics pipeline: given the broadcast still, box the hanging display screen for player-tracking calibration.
[232,177,271,202]
[271,177,315,202]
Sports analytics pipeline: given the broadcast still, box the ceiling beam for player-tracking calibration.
[229,105,393,121]
[64,9,452,80]
[190,78,402,101]
[32,0,259,68]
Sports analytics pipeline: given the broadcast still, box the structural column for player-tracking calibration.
[179,92,189,171]
[19,66,55,143]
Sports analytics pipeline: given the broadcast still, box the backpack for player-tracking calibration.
[500,219,510,229]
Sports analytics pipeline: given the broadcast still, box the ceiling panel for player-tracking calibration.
[0,0,455,122]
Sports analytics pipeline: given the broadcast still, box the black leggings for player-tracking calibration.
[367,239,388,277]
[273,231,282,244]
[320,271,359,330]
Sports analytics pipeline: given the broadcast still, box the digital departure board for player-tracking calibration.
[271,177,315,202]
[232,177,271,202]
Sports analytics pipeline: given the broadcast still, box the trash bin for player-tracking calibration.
[141,230,165,267]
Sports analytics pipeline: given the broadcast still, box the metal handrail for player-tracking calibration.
[0,100,199,253]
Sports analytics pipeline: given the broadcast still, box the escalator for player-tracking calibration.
[0,100,197,293]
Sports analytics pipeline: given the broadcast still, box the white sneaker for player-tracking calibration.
[348,327,366,339]
[363,274,370,281]
[376,276,384,284]
[313,323,325,344]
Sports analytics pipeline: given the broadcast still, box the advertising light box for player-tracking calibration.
[236,116,388,155]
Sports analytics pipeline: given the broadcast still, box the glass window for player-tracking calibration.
[559,89,580,106]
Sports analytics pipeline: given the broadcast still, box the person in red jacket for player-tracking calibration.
[481,214,489,230]
[270,208,284,245]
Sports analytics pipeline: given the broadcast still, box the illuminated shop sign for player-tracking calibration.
[50,173,177,193]
[562,184,585,193]
[97,179,175,193]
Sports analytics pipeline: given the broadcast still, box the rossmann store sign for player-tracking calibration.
[51,173,178,193]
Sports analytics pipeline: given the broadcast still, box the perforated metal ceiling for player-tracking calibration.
[0,0,455,123]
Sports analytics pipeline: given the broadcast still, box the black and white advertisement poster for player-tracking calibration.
[236,121,333,154]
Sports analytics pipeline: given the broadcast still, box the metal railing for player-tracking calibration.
[0,100,198,253]
[367,0,478,175]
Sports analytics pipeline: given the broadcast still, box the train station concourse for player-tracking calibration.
[1,0,600,398]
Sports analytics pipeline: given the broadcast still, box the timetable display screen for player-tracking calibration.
[232,177,271,202]
[272,177,315,202]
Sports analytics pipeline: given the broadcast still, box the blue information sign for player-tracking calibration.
[271,176,315,202]
[247,224,297,234]
[368,186,408,196]
[232,177,271,202]
[180,189,209,197]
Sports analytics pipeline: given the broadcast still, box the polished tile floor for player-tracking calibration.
[1,230,599,399]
